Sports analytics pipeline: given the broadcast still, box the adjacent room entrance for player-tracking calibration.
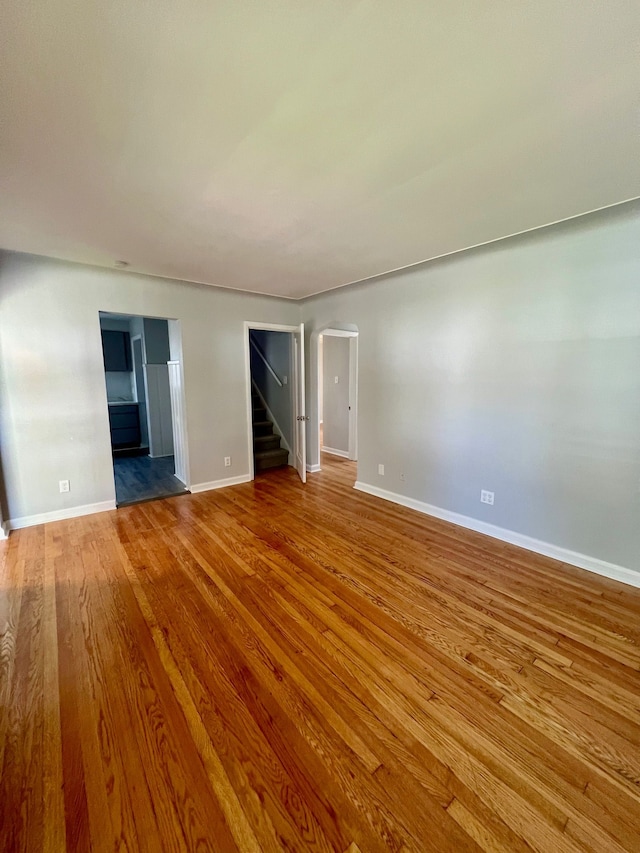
[316,328,358,469]
[99,312,190,506]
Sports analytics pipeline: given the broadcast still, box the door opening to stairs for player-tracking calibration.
[245,323,306,483]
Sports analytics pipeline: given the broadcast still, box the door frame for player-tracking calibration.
[98,311,190,504]
[130,334,150,450]
[243,321,303,482]
[316,328,359,470]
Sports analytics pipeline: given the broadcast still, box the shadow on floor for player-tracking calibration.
[113,454,188,506]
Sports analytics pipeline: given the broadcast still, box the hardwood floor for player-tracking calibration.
[1,454,639,852]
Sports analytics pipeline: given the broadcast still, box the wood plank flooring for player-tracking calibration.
[1,454,639,852]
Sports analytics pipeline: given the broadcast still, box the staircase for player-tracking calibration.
[252,390,289,473]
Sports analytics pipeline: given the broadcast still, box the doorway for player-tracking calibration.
[244,322,307,483]
[99,312,190,506]
[316,329,358,469]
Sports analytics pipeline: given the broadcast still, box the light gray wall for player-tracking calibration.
[302,202,640,572]
[250,330,293,450]
[0,253,297,521]
[322,335,350,453]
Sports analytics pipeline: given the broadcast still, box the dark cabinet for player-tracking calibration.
[101,330,131,372]
[108,404,140,449]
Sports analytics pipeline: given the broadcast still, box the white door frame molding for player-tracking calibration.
[243,321,303,482]
[313,327,359,472]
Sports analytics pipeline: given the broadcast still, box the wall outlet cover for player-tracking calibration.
[480,489,495,505]
[378,464,385,475]
[59,480,70,493]
[224,456,231,467]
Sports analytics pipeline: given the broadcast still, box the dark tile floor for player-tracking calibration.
[112,454,187,506]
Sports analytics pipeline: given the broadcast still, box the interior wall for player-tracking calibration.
[302,201,640,573]
[322,336,350,453]
[249,330,293,450]
[0,253,298,522]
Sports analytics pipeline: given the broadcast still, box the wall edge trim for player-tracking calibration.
[9,500,117,531]
[321,446,350,459]
[190,474,252,494]
[353,481,639,589]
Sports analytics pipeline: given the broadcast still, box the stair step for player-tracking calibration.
[254,434,281,451]
[252,420,274,437]
[252,406,267,421]
[254,447,289,472]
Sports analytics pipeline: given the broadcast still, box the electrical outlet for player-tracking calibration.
[378,464,385,476]
[59,479,70,493]
[334,376,339,384]
[282,375,288,385]
[224,456,231,467]
[480,489,494,505]
[400,472,405,482]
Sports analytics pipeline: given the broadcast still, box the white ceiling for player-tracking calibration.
[1,1,638,299]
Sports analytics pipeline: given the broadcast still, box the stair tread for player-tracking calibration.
[253,420,272,428]
[254,448,288,460]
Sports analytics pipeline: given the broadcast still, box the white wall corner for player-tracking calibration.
[9,500,117,531]
[189,474,252,494]
[353,481,640,590]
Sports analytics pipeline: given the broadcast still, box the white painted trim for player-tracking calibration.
[243,324,256,482]
[245,321,304,483]
[190,474,252,494]
[250,338,283,387]
[9,500,117,531]
[321,446,350,459]
[353,481,640,589]
[313,327,359,472]
[306,464,321,473]
[301,196,640,299]
[348,335,358,461]
[0,522,9,539]
[321,329,359,338]
[294,323,307,484]
[245,322,301,333]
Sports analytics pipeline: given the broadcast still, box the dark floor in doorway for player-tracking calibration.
[113,454,187,506]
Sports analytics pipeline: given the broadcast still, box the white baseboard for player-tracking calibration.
[0,521,9,540]
[354,481,639,589]
[321,446,350,459]
[306,464,321,473]
[190,474,252,494]
[9,500,117,531]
